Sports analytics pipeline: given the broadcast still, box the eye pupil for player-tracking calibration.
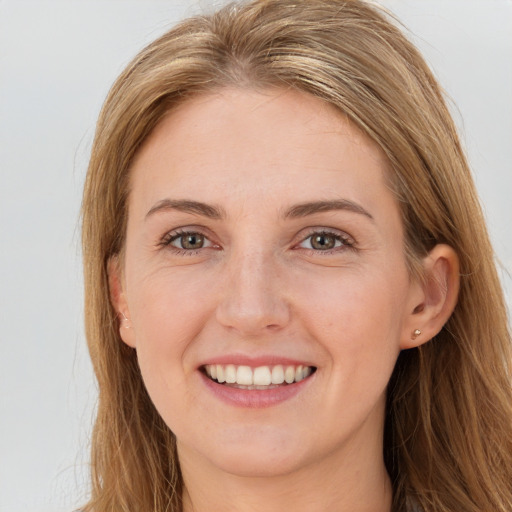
[311,234,335,250]
[181,234,204,249]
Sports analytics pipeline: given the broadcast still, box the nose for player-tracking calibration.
[215,249,291,335]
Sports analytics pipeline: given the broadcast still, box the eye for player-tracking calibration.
[162,230,214,251]
[173,232,205,250]
[298,231,354,251]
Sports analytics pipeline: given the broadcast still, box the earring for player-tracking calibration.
[412,329,421,340]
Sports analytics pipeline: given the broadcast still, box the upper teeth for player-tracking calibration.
[204,364,313,386]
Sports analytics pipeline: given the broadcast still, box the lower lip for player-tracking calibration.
[200,371,313,408]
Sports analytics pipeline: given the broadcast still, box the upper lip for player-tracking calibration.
[198,354,316,369]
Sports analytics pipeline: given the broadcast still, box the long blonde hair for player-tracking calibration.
[81,1,512,510]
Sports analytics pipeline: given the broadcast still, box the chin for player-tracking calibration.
[180,424,313,478]
[211,448,306,478]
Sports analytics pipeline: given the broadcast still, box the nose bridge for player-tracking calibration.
[216,244,289,333]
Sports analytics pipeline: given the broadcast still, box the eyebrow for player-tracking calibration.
[284,200,374,220]
[145,199,225,220]
[145,198,373,221]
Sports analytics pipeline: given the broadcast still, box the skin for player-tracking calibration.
[110,88,459,512]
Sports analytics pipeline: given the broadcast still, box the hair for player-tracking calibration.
[81,1,512,511]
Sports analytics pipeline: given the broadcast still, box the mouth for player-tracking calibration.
[201,364,317,390]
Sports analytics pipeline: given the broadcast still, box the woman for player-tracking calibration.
[81,0,512,511]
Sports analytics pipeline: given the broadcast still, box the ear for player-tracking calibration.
[107,256,136,348]
[400,244,460,349]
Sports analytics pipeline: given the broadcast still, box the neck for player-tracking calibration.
[179,438,392,512]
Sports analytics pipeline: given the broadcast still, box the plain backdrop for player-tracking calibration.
[1,1,511,511]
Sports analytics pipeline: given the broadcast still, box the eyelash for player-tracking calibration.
[159,227,356,257]
[158,229,215,255]
[297,229,356,254]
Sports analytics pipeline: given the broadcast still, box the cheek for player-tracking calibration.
[297,266,407,374]
[126,265,225,415]
[301,264,407,330]
[129,274,207,428]
[130,266,215,344]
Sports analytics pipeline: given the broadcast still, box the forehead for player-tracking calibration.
[128,88,393,215]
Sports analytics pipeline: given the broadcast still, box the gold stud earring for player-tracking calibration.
[412,329,421,340]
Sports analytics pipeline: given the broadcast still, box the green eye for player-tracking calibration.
[182,234,204,249]
[168,232,209,250]
[299,231,353,252]
[309,233,337,250]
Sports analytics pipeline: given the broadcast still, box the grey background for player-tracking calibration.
[1,1,511,511]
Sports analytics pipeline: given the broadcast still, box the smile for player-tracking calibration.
[203,364,315,388]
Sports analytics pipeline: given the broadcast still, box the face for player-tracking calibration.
[113,88,421,480]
